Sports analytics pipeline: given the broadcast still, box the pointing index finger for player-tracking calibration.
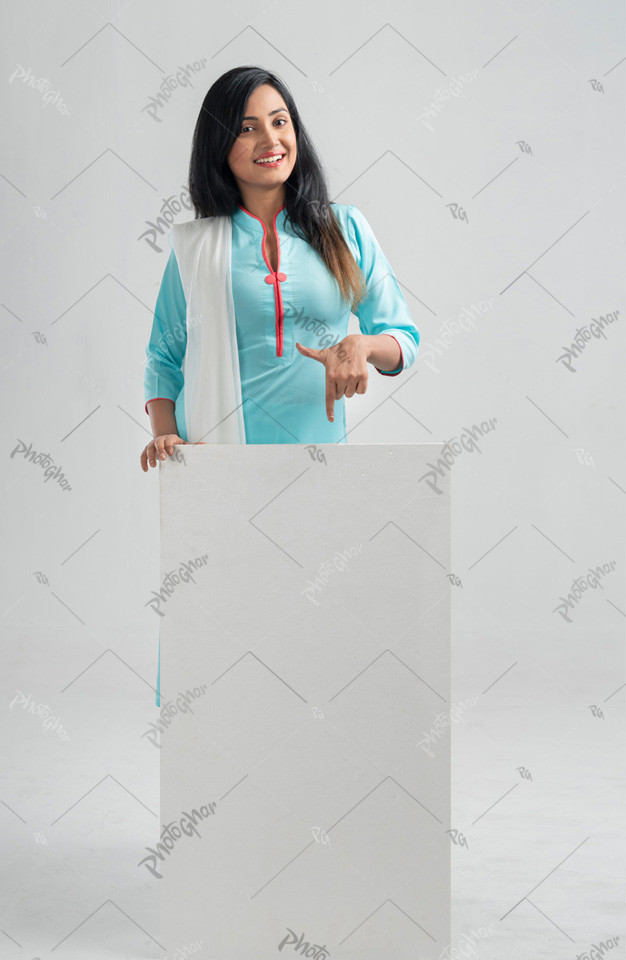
[326,374,335,422]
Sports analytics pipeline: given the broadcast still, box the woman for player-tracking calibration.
[140,66,420,705]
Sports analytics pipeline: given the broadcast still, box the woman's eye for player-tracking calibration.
[240,117,288,134]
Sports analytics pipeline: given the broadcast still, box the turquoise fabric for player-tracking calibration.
[145,202,420,707]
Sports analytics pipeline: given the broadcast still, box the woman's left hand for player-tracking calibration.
[295,334,368,422]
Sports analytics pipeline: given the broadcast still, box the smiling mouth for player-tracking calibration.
[253,153,286,166]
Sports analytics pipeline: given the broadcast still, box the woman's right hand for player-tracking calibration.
[140,434,189,472]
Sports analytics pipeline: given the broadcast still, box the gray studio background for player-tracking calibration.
[1,1,624,958]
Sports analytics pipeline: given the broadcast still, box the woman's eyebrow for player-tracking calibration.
[241,107,289,121]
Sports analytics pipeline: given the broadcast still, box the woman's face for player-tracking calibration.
[227,84,297,199]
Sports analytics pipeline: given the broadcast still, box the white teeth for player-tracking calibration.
[254,154,284,163]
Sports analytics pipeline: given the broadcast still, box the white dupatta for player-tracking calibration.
[169,216,246,444]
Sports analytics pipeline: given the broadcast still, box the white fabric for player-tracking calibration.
[169,217,246,444]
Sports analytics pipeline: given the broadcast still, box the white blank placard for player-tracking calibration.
[158,443,450,959]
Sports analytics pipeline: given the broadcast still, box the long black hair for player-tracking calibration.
[188,65,367,311]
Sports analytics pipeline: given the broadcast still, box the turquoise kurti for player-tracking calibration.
[144,202,420,705]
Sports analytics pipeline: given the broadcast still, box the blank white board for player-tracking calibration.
[158,443,450,959]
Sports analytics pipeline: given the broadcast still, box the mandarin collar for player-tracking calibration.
[232,204,287,234]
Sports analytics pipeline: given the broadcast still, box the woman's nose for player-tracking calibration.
[259,124,280,143]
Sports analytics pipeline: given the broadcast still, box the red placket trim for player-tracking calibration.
[238,203,287,356]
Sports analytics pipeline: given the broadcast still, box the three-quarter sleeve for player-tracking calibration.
[143,246,187,414]
[346,204,420,376]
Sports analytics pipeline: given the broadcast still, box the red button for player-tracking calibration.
[265,272,287,283]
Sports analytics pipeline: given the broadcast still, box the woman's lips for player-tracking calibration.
[253,154,286,167]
